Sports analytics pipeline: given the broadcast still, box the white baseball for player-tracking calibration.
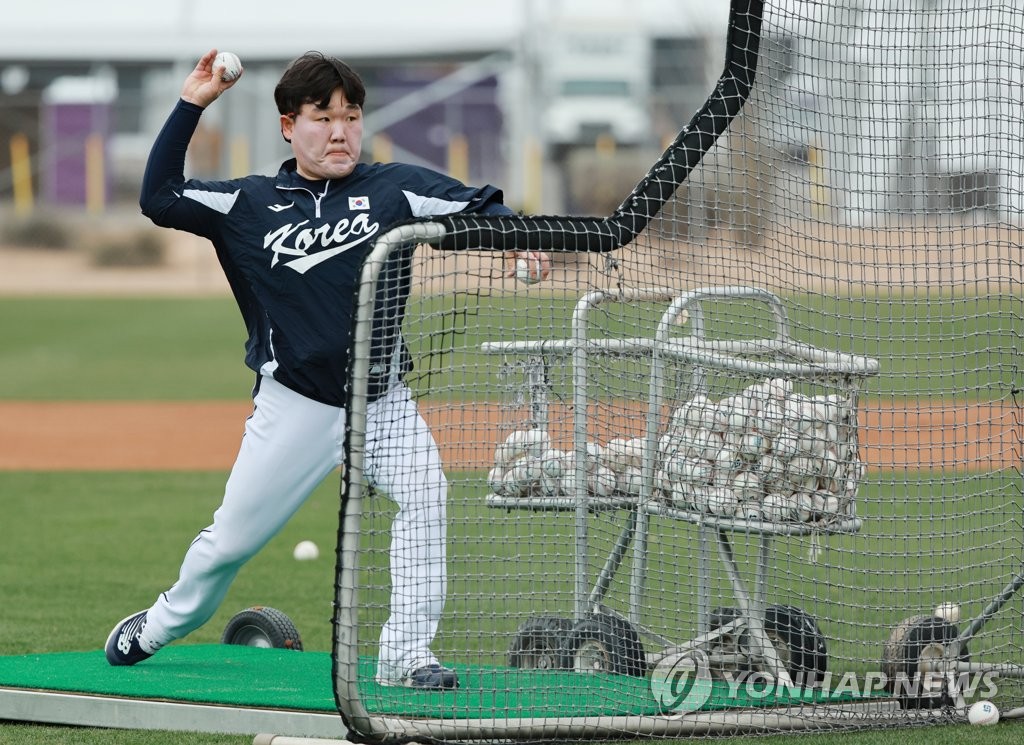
[658,431,680,459]
[293,540,319,561]
[515,256,543,285]
[588,465,617,498]
[539,449,566,478]
[521,456,545,481]
[503,461,534,496]
[934,601,961,624]
[618,467,644,496]
[486,466,506,494]
[766,377,792,401]
[677,458,712,486]
[675,427,700,459]
[757,401,785,437]
[558,472,579,497]
[784,395,813,432]
[759,454,786,487]
[791,491,815,522]
[821,493,841,516]
[815,394,845,422]
[967,700,999,725]
[697,403,718,431]
[772,429,800,460]
[687,395,713,428]
[810,490,828,517]
[537,475,559,496]
[707,487,738,516]
[763,492,794,522]
[214,51,243,82]
[713,447,740,480]
[670,483,694,509]
[495,428,549,466]
[602,438,634,472]
[788,455,816,481]
[731,470,763,501]
[623,437,646,465]
[738,432,766,460]
[668,405,689,432]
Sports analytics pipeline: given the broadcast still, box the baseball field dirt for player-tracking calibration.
[0,399,1015,472]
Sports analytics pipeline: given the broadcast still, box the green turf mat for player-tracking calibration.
[0,646,335,712]
[0,646,872,718]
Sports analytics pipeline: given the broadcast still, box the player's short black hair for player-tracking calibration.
[274,51,366,115]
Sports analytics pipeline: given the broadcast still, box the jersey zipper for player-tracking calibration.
[277,180,330,219]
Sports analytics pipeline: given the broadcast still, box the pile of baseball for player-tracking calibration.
[487,428,620,502]
[488,377,863,524]
[654,378,863,522]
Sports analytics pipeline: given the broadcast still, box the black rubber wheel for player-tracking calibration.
[565,612,646,677]
[708,604,828,685]
[882,614,969,709]
[707,606,749,679]
[508,615,573,670]
[220,606,304,651]
[763,604,828,686]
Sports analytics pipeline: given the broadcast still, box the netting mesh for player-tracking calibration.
[336,0,1023,739]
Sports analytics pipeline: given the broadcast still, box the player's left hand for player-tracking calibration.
[504,251,552,282]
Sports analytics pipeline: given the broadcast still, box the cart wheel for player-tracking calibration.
[882,614,969,709]
[565,613,646,677]
[707,607,749,679]
[221,606,304,651]
[708,605,827,685]
[508,615,573,670]
[763,605,828,686]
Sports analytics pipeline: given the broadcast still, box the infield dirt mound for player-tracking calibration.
[0,400,1015,472]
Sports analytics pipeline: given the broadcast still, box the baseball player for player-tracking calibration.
[104,49,550,690]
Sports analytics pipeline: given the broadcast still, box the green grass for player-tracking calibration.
[0,294,1019,401]
[0,297,250,400]
[0,471,338,745]
[1,471,1022,744]
[354,470,1024,670]
[0,294,1020,743]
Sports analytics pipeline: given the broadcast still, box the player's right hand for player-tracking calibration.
[180,49,242,109]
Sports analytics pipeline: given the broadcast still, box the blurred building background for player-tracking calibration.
[1,0,1020,224]
[0,0,728,218]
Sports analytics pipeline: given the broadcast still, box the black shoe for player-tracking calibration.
[105,611,154,666]
[402,664,459,689]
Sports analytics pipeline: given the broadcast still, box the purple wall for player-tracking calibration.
[41,101,111,206]
[372,68,504,185]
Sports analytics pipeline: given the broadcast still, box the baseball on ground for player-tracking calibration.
[967,699,999,725]
[293,540,319,561]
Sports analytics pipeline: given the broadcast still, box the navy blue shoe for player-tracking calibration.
[105,611,154,666]
[403,664,459,689]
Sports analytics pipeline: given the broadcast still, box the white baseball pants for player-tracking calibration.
[141,375,448,682]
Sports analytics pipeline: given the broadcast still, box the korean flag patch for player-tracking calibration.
[349,196,370,210]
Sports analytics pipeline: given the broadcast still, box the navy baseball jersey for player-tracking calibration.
[140,100,513,406]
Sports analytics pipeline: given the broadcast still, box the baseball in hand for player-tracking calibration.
[515,256,543,285]
[214,51,243,82]
[292,540,319,561]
